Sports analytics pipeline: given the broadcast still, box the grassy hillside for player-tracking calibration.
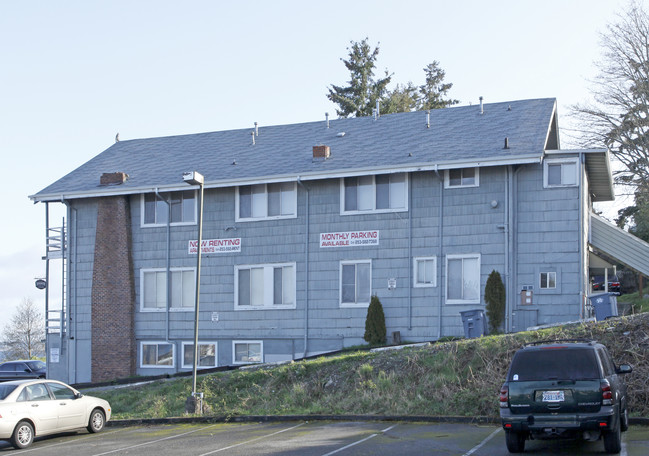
[90,313,649,420]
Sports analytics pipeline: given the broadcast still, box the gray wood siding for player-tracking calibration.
[515,163,581,325]
[57,158,592,377]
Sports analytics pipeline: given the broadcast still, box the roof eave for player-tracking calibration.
[29,153,544,203]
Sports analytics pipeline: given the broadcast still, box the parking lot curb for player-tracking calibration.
[107,414,649,428]
[107,415,499,427]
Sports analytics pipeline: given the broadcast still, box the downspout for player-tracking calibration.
[434,166,444,339]
[155,189,171,343]
[408,172,412,330]
[70,204,78,383]
[579,152,585,319]
[505,167,513,332]
[510,165,524,331]
[297,178,309,358]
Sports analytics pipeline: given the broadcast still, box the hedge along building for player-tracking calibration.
[30,98,647,383]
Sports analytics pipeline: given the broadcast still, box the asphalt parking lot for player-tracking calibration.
[0,421,648,455]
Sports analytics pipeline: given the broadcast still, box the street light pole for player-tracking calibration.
[183,171,204,414]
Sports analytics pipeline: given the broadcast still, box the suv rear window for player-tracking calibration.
[508,347,600,381]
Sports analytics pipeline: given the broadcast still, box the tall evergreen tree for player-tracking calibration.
[327,38,392,118]
[418,61,460,110]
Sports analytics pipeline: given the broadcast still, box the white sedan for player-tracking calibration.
[0,379,111,449]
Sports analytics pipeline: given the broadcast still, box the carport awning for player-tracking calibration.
[589,213,649,276]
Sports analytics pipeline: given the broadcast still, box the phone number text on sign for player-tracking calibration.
[320,231,379,248]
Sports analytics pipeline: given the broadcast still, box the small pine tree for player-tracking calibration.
[364,295,386,345]
[485,270,506,334]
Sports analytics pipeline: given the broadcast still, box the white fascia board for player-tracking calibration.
[545,148,608,155]
[31,153,543,202]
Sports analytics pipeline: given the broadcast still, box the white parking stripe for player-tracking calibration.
[320,423,398,456]
[462,428,501,456]
[9,429,128,454]
[198,422,305,455]
[91,424,221,456]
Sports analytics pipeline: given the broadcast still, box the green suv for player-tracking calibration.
[499,340,632,454]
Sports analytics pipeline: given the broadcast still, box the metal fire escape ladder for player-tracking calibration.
[45,218,67,339]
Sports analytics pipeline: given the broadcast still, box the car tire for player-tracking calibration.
[87,408,105,433]
[11,421,34,449]
[505,429,526,453]
[603,413,622,454]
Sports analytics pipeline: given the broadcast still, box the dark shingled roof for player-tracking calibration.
[31,98,558,201]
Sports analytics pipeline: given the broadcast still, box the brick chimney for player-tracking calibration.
[100,172,128,186]
[91,194,135,381]
[313,145,330,159]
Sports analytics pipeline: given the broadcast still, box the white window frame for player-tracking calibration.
[340,173,408,215]
[232,341,263,364]
[141,190,197,227]
[140,268,196,312]
[140,342,175,368]
[543,158,579,188]
[235,182,297,222]
[414,256,437,288]
[445,254,481,304]
[444,168,480,188]
[540,271,557,289]
[234,262,296,310]
[181,341,218,369]
[340,259,372,308]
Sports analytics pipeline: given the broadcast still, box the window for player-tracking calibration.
[141,342,174,367]
[182,342,217,369]
[540,272,557,289]
[341,174,407,213]
[340,260,371,307]
[414,257,437,287]
[233,341,263,364]
[237,182,297,221]
[446,254,480,303]
[544,159,578,187]
[142,190,195,226]
[235,263,296,309]
[445,168,479,188]
[141,268,195,311]
[20,384,51,401]
[47,382,76,400]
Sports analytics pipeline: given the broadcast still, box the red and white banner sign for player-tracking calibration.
[320,230,379,248]
[189,238,241,254]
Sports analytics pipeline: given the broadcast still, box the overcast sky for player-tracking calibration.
[0,0,632,331]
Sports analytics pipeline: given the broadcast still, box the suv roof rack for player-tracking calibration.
[523,338,597,347]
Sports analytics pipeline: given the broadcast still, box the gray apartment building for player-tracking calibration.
[30,98,649,383]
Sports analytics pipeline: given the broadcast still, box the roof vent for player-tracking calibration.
[251,131,255,145]
[504,137,510,149]
[479,96,484,115]
[313,145,330,159]
[426,111,430,128]
[254,122,259,136]
[325,112,330,129]
[100,172,128,186]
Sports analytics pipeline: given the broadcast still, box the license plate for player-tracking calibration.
[542,390,565,402]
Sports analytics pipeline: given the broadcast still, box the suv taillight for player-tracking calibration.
[601,380,613,405]
[499,385,509,408]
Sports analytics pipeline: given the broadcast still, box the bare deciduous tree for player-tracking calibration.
[571,1,649,191]
[1,298,45,360]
